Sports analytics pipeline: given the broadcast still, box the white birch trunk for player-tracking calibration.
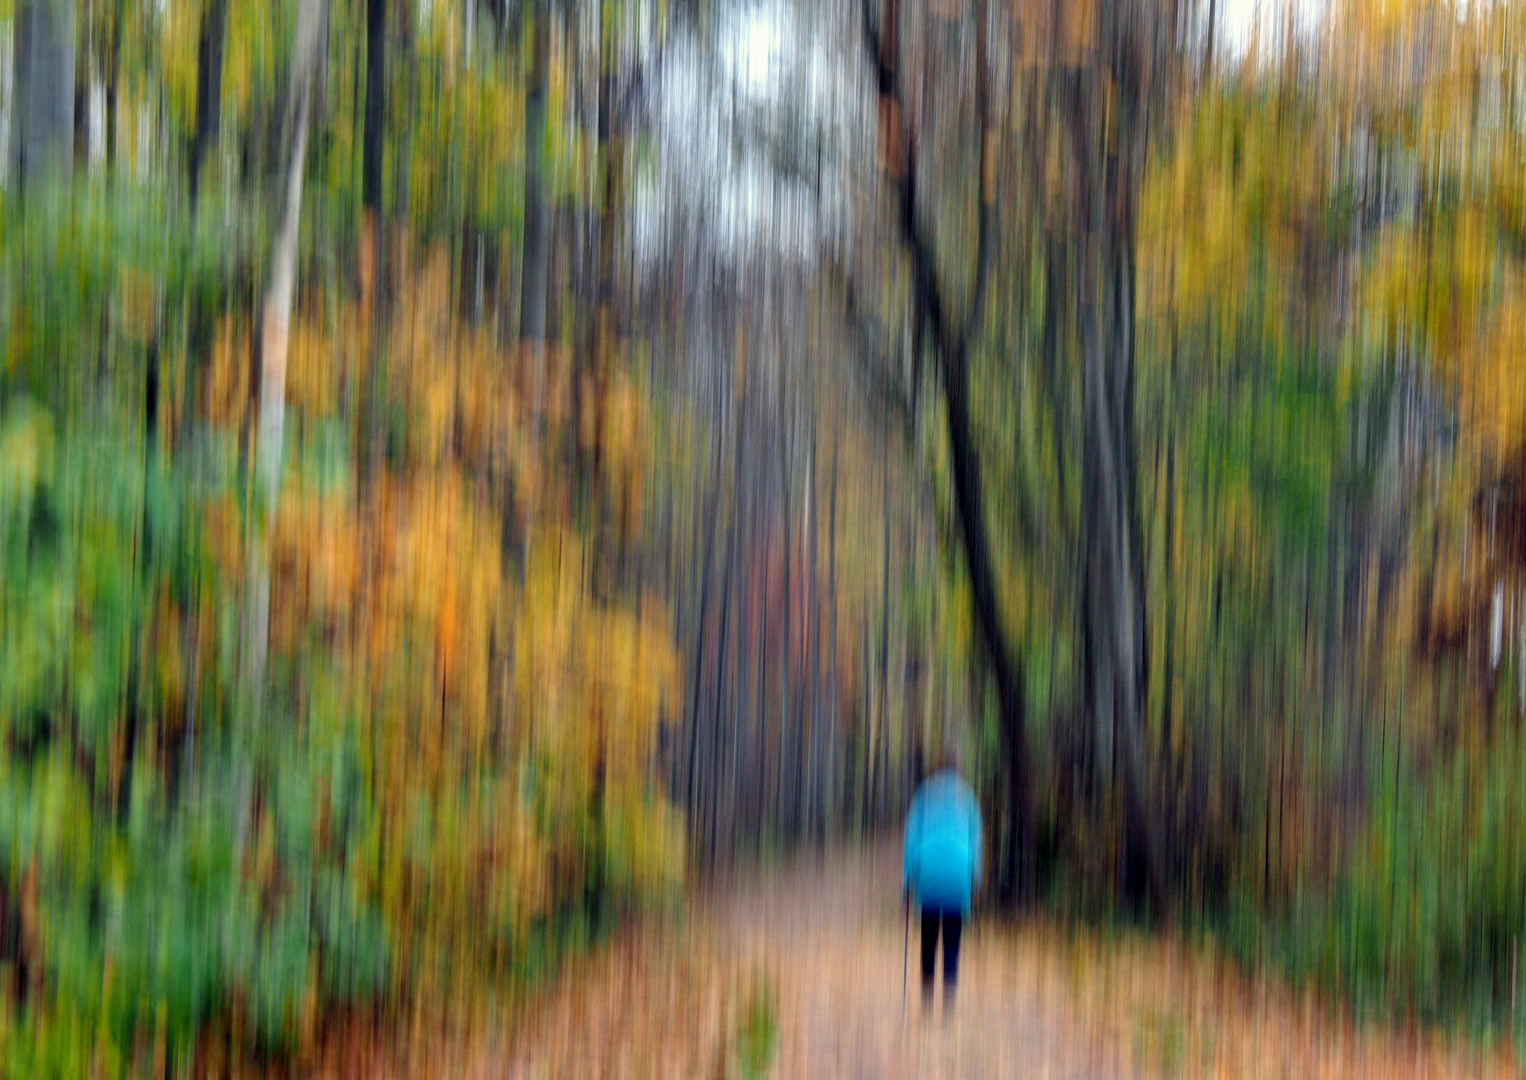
[244,0,326,690]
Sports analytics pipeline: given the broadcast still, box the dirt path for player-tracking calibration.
[467,842,1130,1080]
[353,842,1518,1080]
[702,843,1135,1080]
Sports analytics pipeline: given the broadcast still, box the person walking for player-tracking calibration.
[902,743,983,1017]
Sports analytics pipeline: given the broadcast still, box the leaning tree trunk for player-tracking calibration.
[244,0,326,691]
[860,0,1038,901]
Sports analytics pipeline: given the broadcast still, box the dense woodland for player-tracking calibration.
[4,0,1526,1073]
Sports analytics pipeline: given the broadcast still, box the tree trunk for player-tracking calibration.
[1160,317,1179,833]
[589,0,625,580]
[684,462,723,816]
[360,0,386,270]
[734,476,755,843]
[71,25,87,172]
[357,0,389,485]
[875,462,891,823]
[1070,46,1166,911]
[10,0,77,195]
[709,449,742,865]
[806,430,824,841]
[105,0,123,174]
[1203,0,1218,84]
[244,0,327,690]
[940,330,1038,900]
[520,0,552,427]
[826,432,841,834]
[860,0,1037,900]
[779,405,796,839]
[189,0,229,210]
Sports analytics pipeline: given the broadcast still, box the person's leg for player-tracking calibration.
[942,912,963,1014]
[919,907,940,1011]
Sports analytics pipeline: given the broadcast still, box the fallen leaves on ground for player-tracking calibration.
[311,843,1521,1080]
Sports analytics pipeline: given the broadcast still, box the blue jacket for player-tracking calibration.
[903,769,983,915]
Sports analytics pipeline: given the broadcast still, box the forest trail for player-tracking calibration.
[495,841,1132,1080]
[348,842,1519,1080]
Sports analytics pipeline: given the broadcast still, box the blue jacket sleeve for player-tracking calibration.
[902,792,922,893]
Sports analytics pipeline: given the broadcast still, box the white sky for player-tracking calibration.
[1221,0,1333,54]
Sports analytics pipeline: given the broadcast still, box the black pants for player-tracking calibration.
[919,908,962,1007]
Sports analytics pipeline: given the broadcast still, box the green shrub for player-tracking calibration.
[1255,733,1526,1035]
[736,970,778,1080]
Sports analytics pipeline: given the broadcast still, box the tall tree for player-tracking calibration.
[588,0,626,572]
[357,0,391,485]
[1070,0,1171,911]
[71,1,89,172]
[361,0,387,290]
[245,0,328,688]
[9,0,77,193]
[189,0,230,210]
[521,0,552,427]
[858,0,1039,901]
[104,0,124,173]
[825,431,841,837]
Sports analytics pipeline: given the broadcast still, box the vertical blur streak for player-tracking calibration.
[9,0,75,193]
[245,0,326,694]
